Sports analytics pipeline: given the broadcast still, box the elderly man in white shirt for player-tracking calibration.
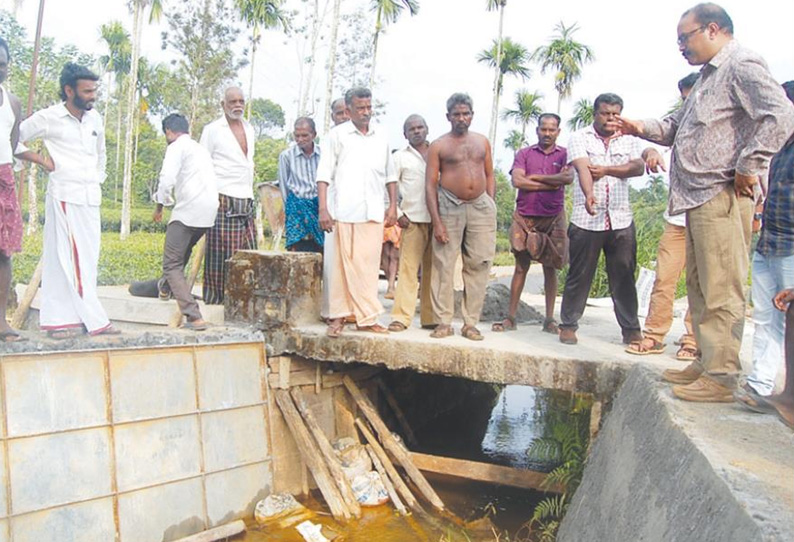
[387,114,436,332]
[199,86,256,304]
[16,63,118,339]
[317,87,398,337]
[153,114,219,330]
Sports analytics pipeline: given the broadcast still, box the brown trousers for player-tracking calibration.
[390,222,436,327]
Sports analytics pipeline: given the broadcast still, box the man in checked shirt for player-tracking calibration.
[559,93,663,347]
[619,3,794,402]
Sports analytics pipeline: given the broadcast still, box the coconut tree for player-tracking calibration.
[532,21,594,114]
[501,89,543,141]
[477,37,531,149]
[369,0,419,87]
[485,0,507,149]
[567,97,593,131]
[235,0,291,120]
[120,0,163,239]
[503,129,525,156]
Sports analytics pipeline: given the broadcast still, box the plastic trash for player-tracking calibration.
[296,520,330,542]
[336,443,372,481]
[254,493,311,527]
[351,471,390,507]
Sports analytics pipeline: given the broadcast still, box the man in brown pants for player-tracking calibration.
[426,93,496,341]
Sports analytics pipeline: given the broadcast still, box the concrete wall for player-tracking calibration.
[0,342,272,542]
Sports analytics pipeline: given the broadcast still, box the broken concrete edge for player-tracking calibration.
[558,365,785,542]
[263,328,632,401]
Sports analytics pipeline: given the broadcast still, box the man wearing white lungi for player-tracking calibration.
[16,63,117,338]
[317,87,398,337]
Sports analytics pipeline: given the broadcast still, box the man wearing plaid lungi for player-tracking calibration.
[200,87,257,304]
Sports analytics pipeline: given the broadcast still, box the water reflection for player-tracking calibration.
[481,385,545,469]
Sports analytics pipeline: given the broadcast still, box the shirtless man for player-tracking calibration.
[426,92,496,340]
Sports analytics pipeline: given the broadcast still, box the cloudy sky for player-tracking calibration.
[3,0,793,172]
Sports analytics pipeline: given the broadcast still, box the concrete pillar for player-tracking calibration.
[224,251,322,331]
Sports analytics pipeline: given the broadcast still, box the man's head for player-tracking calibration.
[162,113,190,144]
[331,97,349,126]
[222,87,246,122]
[678,72,700,99]
[294,117,317,154]
[59,63,99,111]
[0,37,10,86]
[403,114,428,149]
[782,81,794,105]
[592,93,624,137]
[536,113,561,149]
[344,87,372,131]
[446,93,474,135]
[678,3,733,66]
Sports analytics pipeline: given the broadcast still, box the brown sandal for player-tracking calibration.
[388,321,407,332]
[356,323,390,334]
[326,319,344,338]
[491,316,516,332]
[542,318,560,334]
[430,324,453,339]
[676,344,699,361]
[625,337,665,355]
[461,325,484,341]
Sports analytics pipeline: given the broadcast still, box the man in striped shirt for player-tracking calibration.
[278,117,323,253]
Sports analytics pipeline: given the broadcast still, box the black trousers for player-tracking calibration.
[560,222,640,336]
[163,221,207,321]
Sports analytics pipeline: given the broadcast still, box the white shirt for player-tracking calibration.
[155,134,219,228]
[567,125,642,231]
[199,116,255,200]
[393,144,430,223]
[316,121,396,223]
[18,103,106,206]
[0,87,16,164]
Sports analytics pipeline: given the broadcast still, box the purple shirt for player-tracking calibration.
[511,144,567,217]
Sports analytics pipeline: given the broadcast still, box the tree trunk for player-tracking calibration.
[323,0,342,133]
[557,92,562,115]
[120,1,144,240]
[488,4,505,151]
[246,26,259,120]
[114,78,123,204]
[25,164,37,234]
[299,0,325,115]
[369,8,382,88]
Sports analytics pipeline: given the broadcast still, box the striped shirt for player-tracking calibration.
[278,143,321,200]
[567,125,642,231]
[756,138,794,257]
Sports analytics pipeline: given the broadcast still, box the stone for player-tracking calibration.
[454,283,543,323]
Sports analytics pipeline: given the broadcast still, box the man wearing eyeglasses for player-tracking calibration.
[619,3,794,403]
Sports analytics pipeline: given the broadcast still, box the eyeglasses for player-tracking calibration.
[677,25,707,46]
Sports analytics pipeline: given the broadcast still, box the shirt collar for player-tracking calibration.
[706,38,738,70]
[404,143,427,161]
[585,124,623,145]
[528,143,562,155]
[292,142,320,158]
[343,120,377,137]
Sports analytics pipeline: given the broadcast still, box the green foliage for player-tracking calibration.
[250,98,286,138]
[494,169,515,232]
[567,98,593,131]
[531,21,594,110]
[477,37,531,95]
[254,137,289,183]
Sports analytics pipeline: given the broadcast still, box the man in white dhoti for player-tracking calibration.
[16,63,118,339]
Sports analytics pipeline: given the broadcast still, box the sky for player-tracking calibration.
[2,0,793,174]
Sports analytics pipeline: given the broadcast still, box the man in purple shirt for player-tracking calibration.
[493,113,573,333]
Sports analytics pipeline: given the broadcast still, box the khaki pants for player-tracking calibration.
[431,191,497,327]
[644,222,695,346]
[328,221,384,326]
[391,222,436,327]
[686,186,753,385]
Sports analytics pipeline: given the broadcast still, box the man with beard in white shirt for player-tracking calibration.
[16,63,119,339]
[200,87,256,304]
[153,113,218,330]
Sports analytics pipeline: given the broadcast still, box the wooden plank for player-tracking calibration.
[344,376,445,512]
[375,378,419,447]
[171,520,245,542]
[269,357,317,374]
[323,366,384,388]
[291,388,362,517]
[408,452,563,493]
[354,418,422,515]
[365,444,407,516]
[11,259,43,328]
[273,390,351,521]
[279,357,291,389]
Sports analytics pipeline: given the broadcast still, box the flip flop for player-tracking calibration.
[0,330,28,343]
[92,325,122,336]
[181,320,209,331]
[492,316,516,332]
[430,324,453,339]
[461,325,484,341]
[625,337,665,355]
[47,328,84,340]
[733,384,775,414]
[355,323,390,334]
[388,321,407,332]
[676,344,699,361]
[326,319,345,338]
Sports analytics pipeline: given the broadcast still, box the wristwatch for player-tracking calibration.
[754,213,763,220]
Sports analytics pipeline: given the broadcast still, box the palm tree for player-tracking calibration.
[485,0,507,149]
[121,0,163,239]
[323,0,342,133]
[501,89,543,141]
[532,21,594,114]
[503,129,525,156]
[370,0,419,87]
[567,97,593,131]
[235,0,291,120]
[477,37,531,150]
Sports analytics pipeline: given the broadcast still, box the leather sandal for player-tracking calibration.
[676,344,699,361]
[625,337,665,355]
[461,325,484,341]
[491,316,516,332]
[430,324,454,339]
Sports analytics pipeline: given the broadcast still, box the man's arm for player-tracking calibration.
[277,150,290,202]
[317,182,332,232]
[587,158,645,181]
[484,138,495,199]
[96,119,107,184]
[512,168,573,191]
[154,143,179,209]
[9,93,21,153]
[571,157,597,216]
[14,110,54,170]
[425,141,447,243]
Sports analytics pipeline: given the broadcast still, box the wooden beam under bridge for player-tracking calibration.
[408,452,564,494]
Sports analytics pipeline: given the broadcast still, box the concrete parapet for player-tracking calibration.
[224,250,322,331]
[559,366,794,542]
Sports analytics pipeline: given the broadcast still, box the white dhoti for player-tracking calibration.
[321,229,335,319]
[40,194,111,334]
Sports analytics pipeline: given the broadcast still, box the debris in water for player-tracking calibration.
[295,520,332,542]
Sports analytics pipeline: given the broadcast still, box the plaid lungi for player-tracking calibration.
[203,194,257,304]
[509,210,569,270]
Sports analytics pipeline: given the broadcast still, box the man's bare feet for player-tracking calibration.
[766,396,794,430]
